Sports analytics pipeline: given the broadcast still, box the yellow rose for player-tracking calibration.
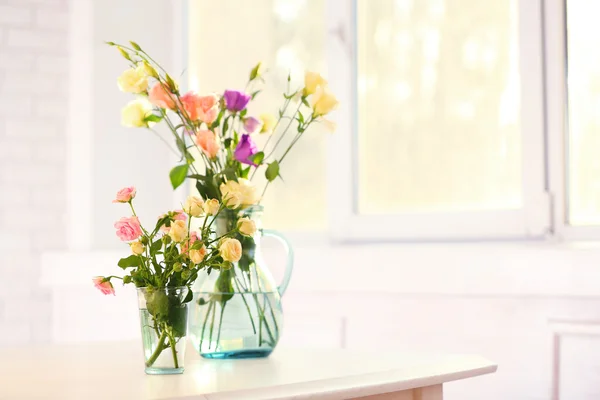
[238,178,260,205]
[237,217,257,237]
[220,179,259,208]
[259,113,277,134]
[311,85,339,117]
[183,195,204,217]
[168,220,187,243]
[189,246,207,264]
[303,71,327,96]
[223,191,242,209]
[117,65,148,94]
[219,238,242,263]
[130,241,145,255]
[203,199,220,215]
[121,99,153,128]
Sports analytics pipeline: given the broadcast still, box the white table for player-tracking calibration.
[0,342,496,399]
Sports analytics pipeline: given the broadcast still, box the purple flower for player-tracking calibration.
[243,116,262,134]
[234,134,258,166]
[223,90,251,112]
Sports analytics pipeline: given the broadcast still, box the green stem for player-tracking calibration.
[264,102,303,160]
[234,278,256,334]
[257,277,279,336]
[145,330,168,368]
[199,300,214,352]
[215,302,227,351]
[208,301,217,349]
[168,331,179,369]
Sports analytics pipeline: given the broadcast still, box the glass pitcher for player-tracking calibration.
[189,206,293,359]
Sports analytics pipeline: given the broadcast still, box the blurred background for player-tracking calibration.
[2,0,600,399]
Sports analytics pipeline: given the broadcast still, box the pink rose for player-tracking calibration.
[180,92,218,124]
[148,83,177,110]
[112,186,136,203]
[158,210,187,234]
[92,277,115,295]
[181,231,199,254]
[195,129,221,159]
[114,216,143,241]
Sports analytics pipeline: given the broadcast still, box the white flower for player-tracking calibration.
[121,99,153,128]
[117,65,149,94]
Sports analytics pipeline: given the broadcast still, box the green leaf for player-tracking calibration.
[144,114,162,123]
[222,167,238,182]
[240,109,247,118]
[182,289,193,304]
[248,151,264,165]
[301,97,310,107]
[129,41,142,51]
[150,239,162,253]
[240,166,250,179]
[224,138,232,149]
[195,180,209,199]
[118,255,141,269]
[251,90,261,99]
[223,117,230,136]
[297,111,304,124]
[154,215,170,233]
[169,164,189,189]
[265,161,280,182]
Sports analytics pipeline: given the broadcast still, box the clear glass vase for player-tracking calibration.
[137,286,189,374]
[189,206,294,359]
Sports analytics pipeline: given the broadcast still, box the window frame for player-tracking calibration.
[326,0,551,242]
[544,0,600,240]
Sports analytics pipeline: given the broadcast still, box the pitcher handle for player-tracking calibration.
[262,229,294,296]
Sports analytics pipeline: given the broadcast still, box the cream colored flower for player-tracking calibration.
[189,246,207,264]
[220,178,259,209]
[117,65,148,94]
[203,199,220,215]
[130,241,145,255]
[168,220,187,243]
[238,178,260,205]
[237,217,257,237]
[121,99,153,128]
[259,113,276,134]
[303,71,327,96]
[219,238,242,263]
[311,85,339,117]
[183,195,204,217]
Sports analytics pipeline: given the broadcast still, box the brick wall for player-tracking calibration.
[0,0,68,345]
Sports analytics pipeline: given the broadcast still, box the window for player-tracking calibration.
[565,0,600,227]
[328,0,547,240]
[186,0,600,242]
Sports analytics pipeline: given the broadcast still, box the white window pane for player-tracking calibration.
[357,0,522,214]
[566,0,600,226]
[187,0,327,230]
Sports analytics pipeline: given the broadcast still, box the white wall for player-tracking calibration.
[0,0,69,345]
[66,0,182,251]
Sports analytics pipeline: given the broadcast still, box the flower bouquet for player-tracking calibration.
[95,187,255,373]
[97,40,338,360]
